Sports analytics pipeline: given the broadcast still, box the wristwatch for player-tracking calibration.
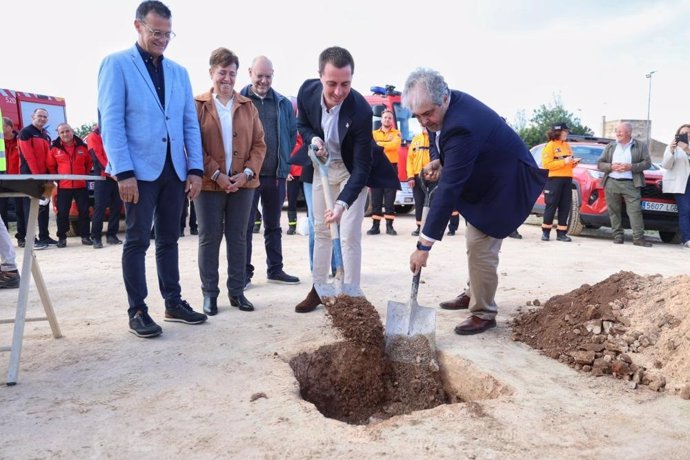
[243,168,254,180]
[416,241,432,251]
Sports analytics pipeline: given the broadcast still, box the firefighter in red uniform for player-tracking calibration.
[17,108,58,248]
[46,122,93,247]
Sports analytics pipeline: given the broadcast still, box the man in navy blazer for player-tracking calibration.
[97,0,207,338]
[405,68,547,335]
[293,46,399,313]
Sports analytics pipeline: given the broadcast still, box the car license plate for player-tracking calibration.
[641,201,677,213]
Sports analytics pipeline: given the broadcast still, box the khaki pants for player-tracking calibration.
[312,161,368,285]
[466,223,502,320]
[604,179,645,240]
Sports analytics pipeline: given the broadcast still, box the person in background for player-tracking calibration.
[180,197,197,236]
[0,218,19,289]
[286,132,304,235]
[98,0,207,338]
[597,122,652,247]
[17,108,58,249]
[405,68,547,335]
[292,46,399,313]
[194,47,266,315]
[540,122,579,242]
[661,123,690,248]
[406,127,430,236]
[240,55,300,287]
[87,123,123,248]
[47,123,93,248]
[368,109,401,235]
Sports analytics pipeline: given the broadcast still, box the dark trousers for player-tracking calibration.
[122,158,185,316]
[675,179,690,244]
[13,197,25,241]
[286,177,301,226]
[371,187,397,220]
[91,177,122,239]
[412,177,425,224]
[56,187,90,238]
[22,197,50,241]
[542,177,572,228]
[180,197,197,233]
[0,197,8,229]
[246,175,286,280]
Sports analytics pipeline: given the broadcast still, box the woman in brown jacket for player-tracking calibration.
[194,47,266,315]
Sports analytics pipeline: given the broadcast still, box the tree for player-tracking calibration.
[515,96,593,148]
[74,122,96,139]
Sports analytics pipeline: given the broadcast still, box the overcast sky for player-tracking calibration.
[4,0,689,142]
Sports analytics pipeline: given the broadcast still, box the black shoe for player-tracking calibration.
[252,223,261,234]
[33,239,48,250]
[267,271,300,285]
[190,228,199,236]
[0,270,20,289]
[367,223,380,235]
[81,236,93,246]
[386,224,397,236]
[107,235,123,245]
[17,238,25,248]
[454,316,497,335]
[93,238,103,249]
[633,238,652,247]
[230,294,254,312]
[509,230,523,239]
[164,300,207,324]
[39,237,59,246]
[411,228,420,236]
[203,296,218,316]
[129,310,162,338]
[556,234,572,242]
[613,235,624,244]
[57,238,67,248]
[287,226,296,235]
[447,230,456,236]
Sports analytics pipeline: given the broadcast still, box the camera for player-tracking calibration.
[675,132,689,144]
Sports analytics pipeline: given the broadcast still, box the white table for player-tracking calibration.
[0,174,102,385]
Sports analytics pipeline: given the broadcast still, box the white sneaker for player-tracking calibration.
[683,241,690,248]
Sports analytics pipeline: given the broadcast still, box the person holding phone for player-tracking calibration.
[661,124,690,248]
[540,122,579,242]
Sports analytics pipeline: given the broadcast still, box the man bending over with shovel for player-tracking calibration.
[292,46,398,313]
[403,68,547,335]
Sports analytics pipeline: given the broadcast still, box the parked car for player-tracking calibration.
[530,135,680,243]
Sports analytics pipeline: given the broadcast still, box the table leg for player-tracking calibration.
[6,197,39,385]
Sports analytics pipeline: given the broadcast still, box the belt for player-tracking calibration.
[610,177,633,181]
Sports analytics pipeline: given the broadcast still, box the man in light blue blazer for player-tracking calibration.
[97,0,207,338]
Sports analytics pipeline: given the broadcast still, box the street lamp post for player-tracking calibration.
[646,71,657,145]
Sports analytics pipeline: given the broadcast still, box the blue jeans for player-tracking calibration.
[122,159,185,316]
[246,176,286,279]
[675,179,690,244]
[195,188,253,297]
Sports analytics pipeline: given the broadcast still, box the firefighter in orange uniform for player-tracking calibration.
[369,109,401,235]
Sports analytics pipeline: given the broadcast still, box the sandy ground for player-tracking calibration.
[1,211,690,459]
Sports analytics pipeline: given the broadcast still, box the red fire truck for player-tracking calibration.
[0,88,67,139]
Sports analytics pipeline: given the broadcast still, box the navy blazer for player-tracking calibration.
[424,91,547,240]
[294,79,399,207]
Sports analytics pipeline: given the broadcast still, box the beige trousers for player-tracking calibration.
[465,223,502,320]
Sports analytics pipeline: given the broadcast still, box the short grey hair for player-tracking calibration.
[402,67,449,111]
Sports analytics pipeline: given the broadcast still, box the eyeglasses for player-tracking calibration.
[140,21,176,40]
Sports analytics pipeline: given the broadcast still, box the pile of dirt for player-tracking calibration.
[512,271,690,399]
[290,295,448,425]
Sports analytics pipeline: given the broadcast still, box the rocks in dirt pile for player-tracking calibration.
[289,295,448,425]
[510,271,690,396]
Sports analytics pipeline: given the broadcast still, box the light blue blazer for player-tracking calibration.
[97,45,202,181]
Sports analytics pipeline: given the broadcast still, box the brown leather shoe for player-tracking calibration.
[454,315,497,335]
[439,293,470,310]
[633,238,652,247]
[295,286,322,313]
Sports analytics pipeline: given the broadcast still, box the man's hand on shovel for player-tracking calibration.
[325,204,344,225]
[410,239,432,274]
